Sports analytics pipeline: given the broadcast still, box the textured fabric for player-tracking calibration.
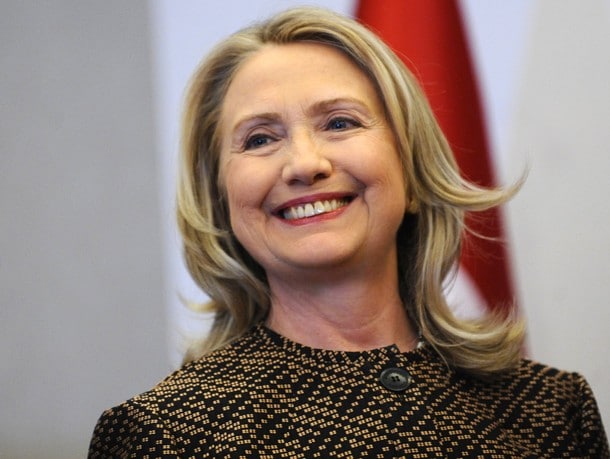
[89,324,609,458]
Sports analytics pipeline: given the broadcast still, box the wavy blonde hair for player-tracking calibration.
[177,7,524,376]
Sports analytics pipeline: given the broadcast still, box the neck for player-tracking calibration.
[265,262,418,353]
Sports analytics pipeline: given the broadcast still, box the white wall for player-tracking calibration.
[1,2,170,457]
[506,0,610,430]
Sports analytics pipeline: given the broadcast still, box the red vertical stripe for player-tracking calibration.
[356,0,516,312]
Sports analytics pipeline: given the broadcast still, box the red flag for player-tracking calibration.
[356,0,516,313]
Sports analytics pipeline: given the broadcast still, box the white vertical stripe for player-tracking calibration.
[460,0,534,182]
[445,271,488,319]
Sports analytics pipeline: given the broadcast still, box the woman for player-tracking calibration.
[89,7,608,458]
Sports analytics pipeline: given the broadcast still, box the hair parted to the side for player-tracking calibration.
[177,7,525,376]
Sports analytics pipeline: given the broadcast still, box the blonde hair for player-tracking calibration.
[177,7,524,376]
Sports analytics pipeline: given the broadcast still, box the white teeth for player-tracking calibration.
[304,203,315,217]
[282,198,349,220]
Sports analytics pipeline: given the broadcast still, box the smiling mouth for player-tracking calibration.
[281,197,352,220]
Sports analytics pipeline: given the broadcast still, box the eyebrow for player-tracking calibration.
[306,97,370,116]
[229,97,371,137]
[230,113,281,138]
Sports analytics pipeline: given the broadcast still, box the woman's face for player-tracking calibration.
[219,42,407,281]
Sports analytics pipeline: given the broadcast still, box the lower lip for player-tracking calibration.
[278,202,351,226]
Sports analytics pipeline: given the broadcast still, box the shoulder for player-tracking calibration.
[134,326,271,410]
[89,397,180,458]
[512,358,588,396]
[88,328,273,457]
[461,358,596,414]
[456,358,609,457]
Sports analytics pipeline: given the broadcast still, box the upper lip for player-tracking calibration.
[271,192,356,215]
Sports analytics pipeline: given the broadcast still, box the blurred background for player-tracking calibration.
[1,1,609,457]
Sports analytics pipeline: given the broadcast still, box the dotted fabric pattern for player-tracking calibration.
[89,324,609,458]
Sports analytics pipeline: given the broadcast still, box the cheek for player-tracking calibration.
[224,179,261,255]
[222,163,275,266]
[222,158,273,224]
[360,144,406,196]
[223,157,251,204]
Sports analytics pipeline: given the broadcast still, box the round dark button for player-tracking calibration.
[379,367,412,392]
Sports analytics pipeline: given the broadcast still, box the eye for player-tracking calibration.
[326,116,361,131]
[243,133,275,151]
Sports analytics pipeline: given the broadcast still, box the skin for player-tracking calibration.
[219,42,418,352]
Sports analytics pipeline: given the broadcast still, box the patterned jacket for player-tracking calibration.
[89,324,609,458]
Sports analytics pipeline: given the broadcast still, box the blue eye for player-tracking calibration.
[327,117,359,131]
[244,134,274,150]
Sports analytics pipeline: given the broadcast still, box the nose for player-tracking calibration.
[281,131,332,186]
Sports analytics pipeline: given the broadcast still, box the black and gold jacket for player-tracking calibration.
[89,324,609,458]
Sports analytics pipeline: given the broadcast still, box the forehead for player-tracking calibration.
[230,41,365,85]
[219,42,382,128]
